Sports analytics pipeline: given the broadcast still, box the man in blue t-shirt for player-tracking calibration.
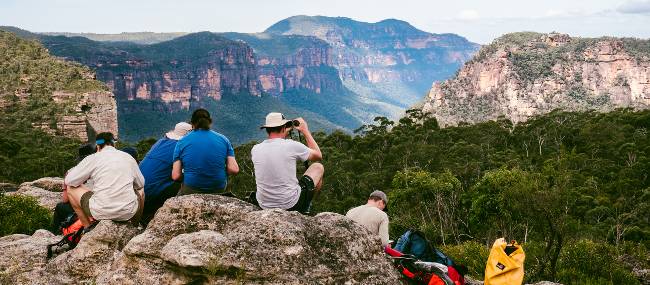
[140,122,192,223]
[172,109,239,195]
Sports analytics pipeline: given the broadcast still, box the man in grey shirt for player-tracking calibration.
[346,191,390,247]
[251,112,324,214]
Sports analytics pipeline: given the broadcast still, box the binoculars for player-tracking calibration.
[289,119,300,127]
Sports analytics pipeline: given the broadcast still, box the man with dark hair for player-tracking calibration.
[346,190,390,246]
[65,132,145,227]
[172,109,238,195]
[251,112,324,214]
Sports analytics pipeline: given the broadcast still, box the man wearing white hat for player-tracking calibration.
[251,113,324,214]
[139,122,192,224]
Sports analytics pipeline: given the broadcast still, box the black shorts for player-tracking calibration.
[287,175,315,214]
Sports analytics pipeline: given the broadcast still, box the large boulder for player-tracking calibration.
[0,230,59,284]
[0,221,139,285]
[45,220,140,283]
[7,177,64,212]
[97,194,402,284]
[0,194,402,284]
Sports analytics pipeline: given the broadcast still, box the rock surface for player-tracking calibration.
[0,194,402,284]
[7,177,64,212]
[421,32,650,126]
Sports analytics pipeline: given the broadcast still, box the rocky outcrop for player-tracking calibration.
[0,30,118,141]
[7,177,64,211]
[32,90,118,141]
[421,32,650,126]
[0,194,402,284]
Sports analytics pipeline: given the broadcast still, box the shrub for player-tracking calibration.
[440,241,490,279]
[0,194,52,236]
[557,240,639,284]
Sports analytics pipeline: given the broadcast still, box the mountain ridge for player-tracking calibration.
[1,16,479,143]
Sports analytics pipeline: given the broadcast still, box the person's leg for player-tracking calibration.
[142,183,180,225]
[303,162,324,193]
[52,202,74,231]
[130,188,145,225]
[67,185,92,227]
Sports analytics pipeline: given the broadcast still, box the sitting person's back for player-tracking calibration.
[65,132,145,227]
[172,109,238,195]
[140,122,192,223]
[251,113,324,214]
[346,191,390,246]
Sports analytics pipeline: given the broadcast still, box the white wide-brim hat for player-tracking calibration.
[166,122,193,140]
[260,112,291,129]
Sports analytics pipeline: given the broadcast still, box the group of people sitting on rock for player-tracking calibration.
[54,108,389,248]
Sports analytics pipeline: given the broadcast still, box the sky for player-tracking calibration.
[1,0,649,44]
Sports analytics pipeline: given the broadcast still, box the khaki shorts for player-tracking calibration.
[80,190,144,223]
[80,191,94,218]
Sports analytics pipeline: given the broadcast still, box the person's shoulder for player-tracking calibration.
[346,205,362,215]
[177,131,195,142]
[283,139,306,149]
[375,208,389,219]
[210,130,231,142]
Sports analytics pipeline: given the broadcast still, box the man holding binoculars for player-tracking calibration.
[251,112,324,214]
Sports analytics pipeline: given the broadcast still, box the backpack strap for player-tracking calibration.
[46,226,86,259]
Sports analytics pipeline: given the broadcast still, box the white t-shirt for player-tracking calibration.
[65,146,144,221]
[251,138,310,209]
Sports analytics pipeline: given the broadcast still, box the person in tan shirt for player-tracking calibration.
[346,190,390,247]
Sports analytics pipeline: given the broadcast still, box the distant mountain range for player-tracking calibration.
[421,32,650,126]
[1,16,479,143]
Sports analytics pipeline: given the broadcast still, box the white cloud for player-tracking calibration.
[457,9,480,20]
[618,0,650,14]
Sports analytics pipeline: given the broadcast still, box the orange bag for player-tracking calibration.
[484,238,525,285]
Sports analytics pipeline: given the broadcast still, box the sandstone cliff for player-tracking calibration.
[222,33,343,96]
[422,32,650,126]
[0,30,117,141]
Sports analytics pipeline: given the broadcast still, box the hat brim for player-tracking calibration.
[260,119,291,129]
[165,131,183,140]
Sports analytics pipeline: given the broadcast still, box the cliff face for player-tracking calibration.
[51,32,262,111]
[2,18,479,143]
[46,90,118,141]
[222,33,343,95]
[422,32,650,126]
[265,16,480,108]
[0,31,117,141]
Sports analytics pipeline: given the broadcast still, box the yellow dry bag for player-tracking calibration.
[484,238,525,285]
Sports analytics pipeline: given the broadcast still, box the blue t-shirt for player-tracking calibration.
[139,137,178,198]
[173,130,235,191]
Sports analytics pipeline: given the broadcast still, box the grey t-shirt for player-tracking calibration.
[251,138,310,209]
[346,204,390,246]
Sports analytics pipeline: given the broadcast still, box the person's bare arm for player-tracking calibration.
[171,160,183,181]
[294,118,322,161]
[226,156,239,175]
